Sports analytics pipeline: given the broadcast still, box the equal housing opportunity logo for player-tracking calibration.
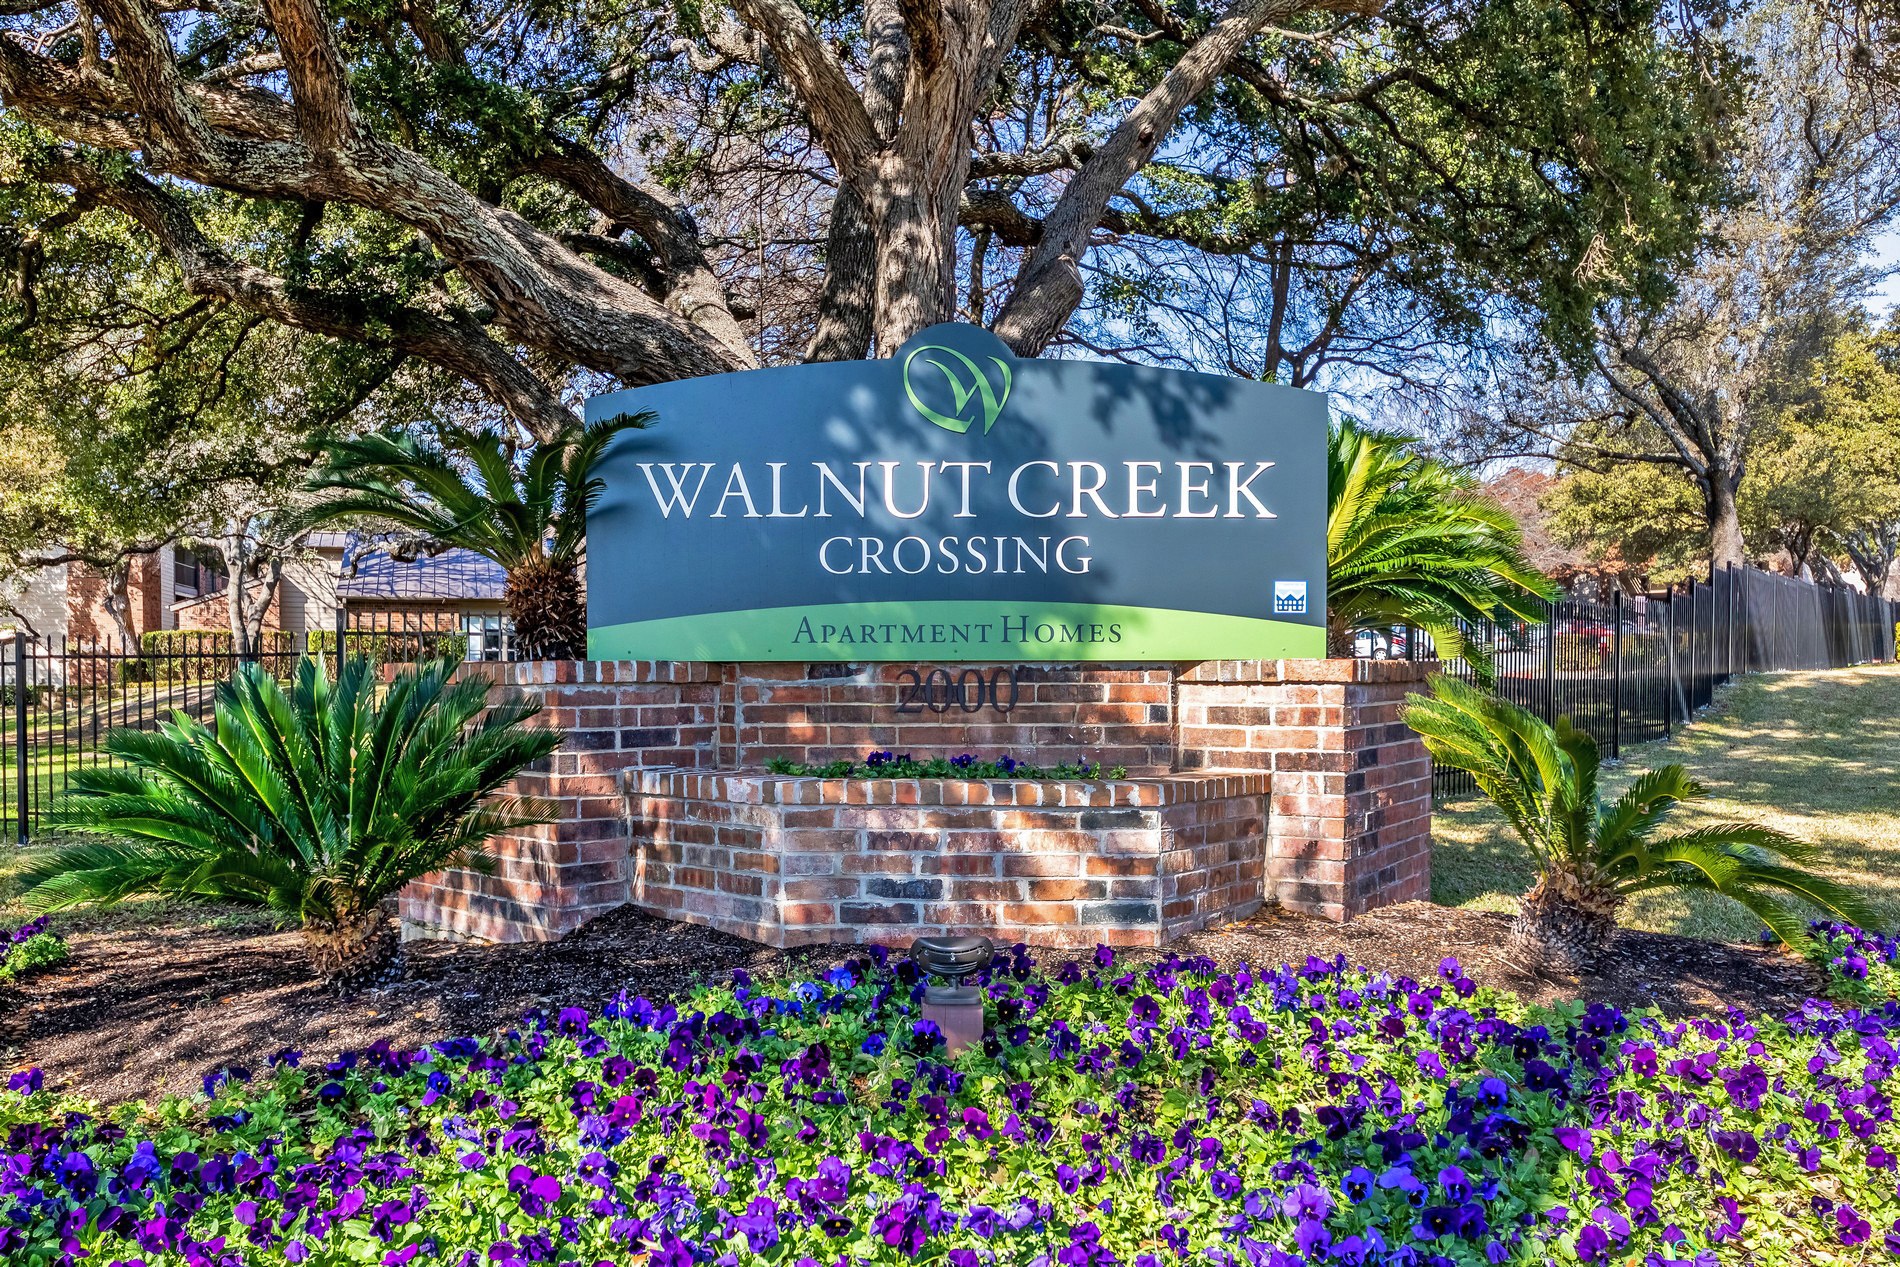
[902,342,1012,435]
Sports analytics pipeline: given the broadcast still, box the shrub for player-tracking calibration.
[0,682,42,707]
[304,628,470,667]
[1406,674,1872,970]
[1551,633,1605,672]
[14,656,563,987]
[0,915,66,981]
[130,630,299,683]
[766,751,1129,779]
[2,947,1899,1265]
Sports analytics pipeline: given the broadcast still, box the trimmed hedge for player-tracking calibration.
[305,629,470,666]
[125,630,299,683]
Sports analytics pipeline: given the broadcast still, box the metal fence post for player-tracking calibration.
[1664,586,1676,737]
[334,602,348,680]
[1543,598,1557,721]
[13,633,28,847]
[1611,590,1624,760]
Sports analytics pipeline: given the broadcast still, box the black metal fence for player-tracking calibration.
[2,606,514,843]
[1425,564,1899,798]
[4,568,1894,837]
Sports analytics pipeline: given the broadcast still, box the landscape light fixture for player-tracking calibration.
[910,934,994,1054]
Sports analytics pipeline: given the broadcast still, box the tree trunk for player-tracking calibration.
[1326,612,1356,658]
[1507,873,1621,975]
[805,182,879,362]
[805,0,903,363]
[871,163,965,351]
[100,558,141,649]
[505,556,586,661]
[864,3,993,353]
[1706,467,1747,571]
[302,909,403,991]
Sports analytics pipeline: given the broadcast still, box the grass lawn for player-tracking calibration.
[1,827,273,937]
[1433,661,1900,942]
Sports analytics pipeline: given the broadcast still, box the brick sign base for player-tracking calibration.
[399,659,1433,946]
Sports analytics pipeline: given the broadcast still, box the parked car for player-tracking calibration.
[1352,627,1410,659]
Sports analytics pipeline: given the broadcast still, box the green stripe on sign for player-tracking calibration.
[587,602,1325,662]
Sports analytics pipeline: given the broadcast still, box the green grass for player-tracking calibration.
[1432,662,1900,942]
[1,835,277,937]
[0,744,81,844]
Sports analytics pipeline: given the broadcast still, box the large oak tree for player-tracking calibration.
[0,0,1730,439]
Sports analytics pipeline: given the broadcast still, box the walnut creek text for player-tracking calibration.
[635,459,1281,576]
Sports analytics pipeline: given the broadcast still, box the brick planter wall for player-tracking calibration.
[398,658,1433,945]
[623,769,1267,948]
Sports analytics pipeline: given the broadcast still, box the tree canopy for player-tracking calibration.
[1455,0,1900,570]
[0,0,1736,441]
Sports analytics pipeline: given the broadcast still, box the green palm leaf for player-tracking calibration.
[1407,676,1876,957]
[1327,420,1558,679]
[21,657,565,982]
[292,415,653,659]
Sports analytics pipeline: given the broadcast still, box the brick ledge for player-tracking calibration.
[623,766,1270,808]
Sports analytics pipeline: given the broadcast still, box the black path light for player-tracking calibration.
[910,934,994,1054]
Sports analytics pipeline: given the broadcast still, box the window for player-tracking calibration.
[171,548,227,598]
[459,613,514,661]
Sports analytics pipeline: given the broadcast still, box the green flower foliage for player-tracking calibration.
[1806,922,1900,1008]
[0,948,1897,1264]
[0,930,67,982]
[765,751,1129,780]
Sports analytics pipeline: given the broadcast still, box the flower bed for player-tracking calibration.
[765,751,1129,779]
[0,915,66,983]
[3,946,1897,1265]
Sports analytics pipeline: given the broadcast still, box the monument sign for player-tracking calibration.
[584,323,1327,661]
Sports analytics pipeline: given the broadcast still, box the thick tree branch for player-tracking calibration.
[1591,350,1707,477]
[969,134,1093,178]
[993,0,1320,354]
[731,0,880,178]
[3,15,749,388]
[526,141,757,368]
[42,157,578,440]
[256,0,361,150]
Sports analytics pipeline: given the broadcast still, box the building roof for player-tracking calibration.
[336,539,507,602]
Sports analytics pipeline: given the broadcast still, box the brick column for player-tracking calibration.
[1175,659,1433,920]
[399,660,723,942]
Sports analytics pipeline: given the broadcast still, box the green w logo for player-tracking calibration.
[902,345,1012,434]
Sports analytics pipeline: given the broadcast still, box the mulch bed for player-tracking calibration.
[0,901,1825,1104]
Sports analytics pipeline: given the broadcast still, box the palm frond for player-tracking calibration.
[23,657,563,933]
[1415,671,1874,949]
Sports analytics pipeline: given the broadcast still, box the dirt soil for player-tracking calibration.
[0,901,1825,1104]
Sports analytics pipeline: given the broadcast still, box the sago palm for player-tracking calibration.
[305,414,652,660]
[1328,419,1556,675]
[17,657,562,988]
[1406,675,1872,971]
